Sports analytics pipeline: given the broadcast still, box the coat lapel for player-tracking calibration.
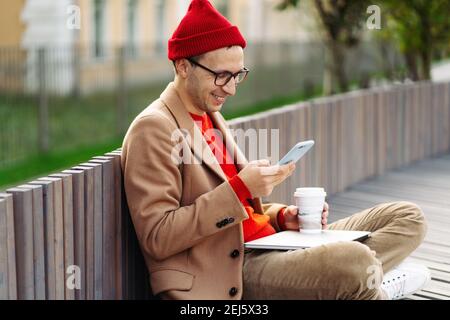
[160,83,227,183]
[160,82,264,214]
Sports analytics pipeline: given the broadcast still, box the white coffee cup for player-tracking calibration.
[294,187,327,233]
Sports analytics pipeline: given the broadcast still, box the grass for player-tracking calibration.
[0,137,123,190]
[0,84,163,169]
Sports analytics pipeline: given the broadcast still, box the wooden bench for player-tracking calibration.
[0,148,153,300]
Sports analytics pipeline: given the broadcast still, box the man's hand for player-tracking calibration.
[238,159,295,198]
[322,201,329,229]
[283,201,329,231]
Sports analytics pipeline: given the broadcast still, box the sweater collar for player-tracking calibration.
[189,112,207,122]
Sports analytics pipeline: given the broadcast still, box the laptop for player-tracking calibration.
[244,230,371,250]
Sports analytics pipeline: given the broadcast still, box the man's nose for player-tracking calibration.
[221,77,237,96]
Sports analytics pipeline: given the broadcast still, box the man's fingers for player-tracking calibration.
[280,163,295,175]
[273,172,292,185]
[286,206,298,216]
[260,163,294,176]
[322,202,329,225]
[257,159,271,166]
[260,165,282,176]
[250,159,271,167]
[268,166,295,186]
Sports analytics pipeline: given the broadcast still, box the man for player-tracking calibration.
[121,0,429,300]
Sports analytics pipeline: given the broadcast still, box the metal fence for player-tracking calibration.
[0,40,403,168]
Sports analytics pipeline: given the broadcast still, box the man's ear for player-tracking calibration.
[175,59,189,79]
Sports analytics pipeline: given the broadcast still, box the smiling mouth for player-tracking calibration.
[212,93,226,103]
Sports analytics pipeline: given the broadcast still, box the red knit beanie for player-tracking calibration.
[168,0,246,61]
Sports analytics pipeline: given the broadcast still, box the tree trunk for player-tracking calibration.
[323,45,334,95]
[404,51,420,81]
[420,49,432,80]
[328,41,348,93]
[418,13,432,80]
[323,41,349,95]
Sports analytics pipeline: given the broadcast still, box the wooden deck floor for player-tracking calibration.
[327,153,450,300]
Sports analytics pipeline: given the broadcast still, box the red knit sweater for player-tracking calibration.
[190,112,286,242]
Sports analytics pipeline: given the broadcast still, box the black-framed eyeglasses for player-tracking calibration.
[187,58,249,87]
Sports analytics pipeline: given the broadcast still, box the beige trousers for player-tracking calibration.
[243,201,427,300]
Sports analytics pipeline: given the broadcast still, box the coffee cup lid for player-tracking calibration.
[294,187,326,197]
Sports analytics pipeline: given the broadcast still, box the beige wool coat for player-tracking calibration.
[121,82,287,299]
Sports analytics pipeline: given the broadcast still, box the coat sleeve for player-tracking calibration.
[262,202,288,232]
[121,114,249,260]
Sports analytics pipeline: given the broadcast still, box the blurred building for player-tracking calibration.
[0,0,317,94]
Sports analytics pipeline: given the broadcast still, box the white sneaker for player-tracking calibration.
[381,262,431,300]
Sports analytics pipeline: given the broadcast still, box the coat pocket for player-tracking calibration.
[150,269,194,295]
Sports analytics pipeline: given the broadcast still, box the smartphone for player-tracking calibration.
[277,140,314,166]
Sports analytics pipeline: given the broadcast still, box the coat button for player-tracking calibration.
[230,249,240,258]
[229,287,238,297]
[228,217,235,223]
[216,221,223,228]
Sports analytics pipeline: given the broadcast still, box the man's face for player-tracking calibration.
[184,46,244,113]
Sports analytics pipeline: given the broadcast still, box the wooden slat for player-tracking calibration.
[296,106,306,188]
[117,181,151,299]
[16,184,46,300]
[5,187,34,299]
[0,193,17,299]
[413,290,449,300]
[48,173,75,300]
[61,169,85,300]
[406,256,450,273]
[90,157,116,300]
[75,162,103,300]
[0,194,16,299]
[122,196,134,299]
[305,102,314,187]
[38,177,65,300]
[104,152,125,299]
[28,180,56,300]
[406,294,429,300]
[0,196,7,299]
[71,165,95,300]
